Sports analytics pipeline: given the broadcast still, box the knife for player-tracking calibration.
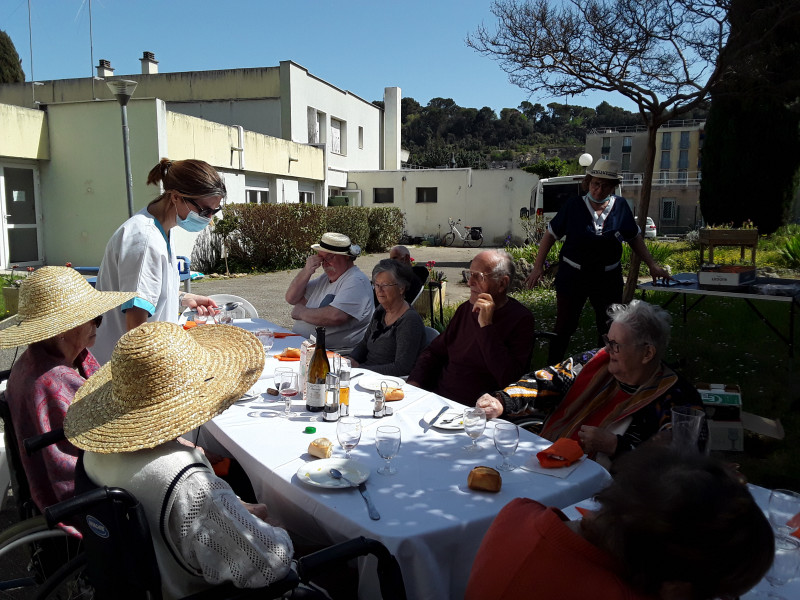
[423,406,449,433]
[357,482,381,521]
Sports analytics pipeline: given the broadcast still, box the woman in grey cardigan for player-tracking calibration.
[348,259,427,376]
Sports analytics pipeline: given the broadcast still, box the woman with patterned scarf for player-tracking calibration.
[476,300,703,465]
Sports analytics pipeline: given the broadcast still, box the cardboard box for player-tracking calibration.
[698,266,756,291]
[698,383,742,421]
[696,383,784,451]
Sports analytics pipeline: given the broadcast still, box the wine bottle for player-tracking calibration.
[305,326,330,412]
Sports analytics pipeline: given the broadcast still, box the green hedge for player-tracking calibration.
[214,204,404,272]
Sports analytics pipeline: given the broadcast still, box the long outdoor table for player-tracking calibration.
[564,484,799,598]
[638,272,800,357]
[205,318,612,600]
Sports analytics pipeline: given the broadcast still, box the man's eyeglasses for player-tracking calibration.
[463,269,495,283]
[372,282,399,290]
[602,334,646,354]
[93,315,103,327]
[183,196,222,218]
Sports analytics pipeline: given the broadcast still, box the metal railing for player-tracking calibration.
[621,171,702,185]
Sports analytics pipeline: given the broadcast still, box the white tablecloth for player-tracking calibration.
[206,319,612,600]
[564,484,798,598]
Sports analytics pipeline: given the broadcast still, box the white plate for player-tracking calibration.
[357,375,404,392]
[423,408,464,430]
[296,458,371,489]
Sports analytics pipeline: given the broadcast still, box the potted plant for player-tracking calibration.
[414,261,447,317]
[1,265,34,315]
[699,222,759,265]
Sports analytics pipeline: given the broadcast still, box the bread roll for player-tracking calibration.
[308,437,333,459]
[283,347,300,358]
[384,387,405,401]
[468,466,502,492]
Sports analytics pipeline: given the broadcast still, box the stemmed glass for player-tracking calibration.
[763,536,800,599]
[278,372,298,419]
[768,489,800,539]
[494,423,519,471]
[256,328,274,356]
[272,367,293,403]
[337,417,362,459]
[375,426,401,475]
[463,407,486,452]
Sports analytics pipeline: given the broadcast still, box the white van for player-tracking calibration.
[530,174,629,220]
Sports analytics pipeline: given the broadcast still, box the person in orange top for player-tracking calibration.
[466,446,773,600]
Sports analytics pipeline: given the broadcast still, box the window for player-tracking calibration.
[358,126,364,149]
[299,192,314,204]
[661,132,672,150]
[661,198,677,221]
[622,136,632,152]
[659,170,670,184]
[621,153,631,172]
[601,137,611,154]
[246,188,269,204]
[307,107,320,144]
[374,188,394,204]
[678,149,689,170]
[660,151,671,170]
[331,118,346,155]
[416,187,437,203]
[680,131,690,149]
[677,170,688,183]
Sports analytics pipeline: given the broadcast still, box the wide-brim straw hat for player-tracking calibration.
[588,159,623,181]
[311,232,359,257]
[0,266,136,349]
[64,321,264,454]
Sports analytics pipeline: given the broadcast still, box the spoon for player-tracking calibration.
[330,468,380,520]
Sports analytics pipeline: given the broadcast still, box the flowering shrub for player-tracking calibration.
[426,260,447,284]
[0,265,34,288]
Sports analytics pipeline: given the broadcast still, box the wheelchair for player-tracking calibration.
[1,427,407,599]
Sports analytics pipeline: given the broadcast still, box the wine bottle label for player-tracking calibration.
[306,383,325,408]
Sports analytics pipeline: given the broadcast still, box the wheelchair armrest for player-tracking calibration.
[24,427,65,456]
[535,330,558,341]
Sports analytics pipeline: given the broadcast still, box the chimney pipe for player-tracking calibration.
[140,51,159,75]
[96,59,114,78]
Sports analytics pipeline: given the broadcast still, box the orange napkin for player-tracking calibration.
[537,438,584,468]
[274,355,300,361]
[575,506,593,518]
[273,332,301,338]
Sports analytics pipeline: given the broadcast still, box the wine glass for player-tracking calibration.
[256,328,274,356]
[768,489,800,539]
[463,407,486,452]
[763,536,800,599]
[375,426,401,475]
[272,367,293,403]
[494,423,519,471]
[278,372,298,419]
[337,417,362,459]
[193,311,209,325]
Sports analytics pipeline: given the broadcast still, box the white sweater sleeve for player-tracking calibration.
[167,469,294,588]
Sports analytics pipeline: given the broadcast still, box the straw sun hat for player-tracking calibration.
[588,159,623,181]
[311,232,361,257]
[0,266,135,349]
[64,321,264,454]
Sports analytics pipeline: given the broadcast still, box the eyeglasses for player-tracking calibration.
[589,179,616,189]
[602,334,647,354]
[463,269,495,283]
[93,315,103,327]
[372,282,399,290]
[183,196,222,218]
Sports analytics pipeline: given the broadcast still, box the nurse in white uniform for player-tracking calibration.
[94,158,223,364]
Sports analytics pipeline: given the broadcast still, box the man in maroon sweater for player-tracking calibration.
[408,249,536,405]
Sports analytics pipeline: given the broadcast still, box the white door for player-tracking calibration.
[0,164,43,267]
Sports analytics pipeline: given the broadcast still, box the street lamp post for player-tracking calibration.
[106,79,138,217]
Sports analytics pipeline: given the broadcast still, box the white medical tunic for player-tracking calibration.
[94,208,179,364]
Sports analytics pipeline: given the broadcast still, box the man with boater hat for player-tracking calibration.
[525,159,671,364]
[285,232,373,353]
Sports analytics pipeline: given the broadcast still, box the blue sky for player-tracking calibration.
[2,0,638,114]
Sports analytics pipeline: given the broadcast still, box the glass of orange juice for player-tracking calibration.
[336,356,351,416]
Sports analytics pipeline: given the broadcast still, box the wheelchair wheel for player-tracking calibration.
[36,553,91,600]
[0,516,85,598]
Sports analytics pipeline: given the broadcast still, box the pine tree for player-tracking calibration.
[0,30,25,84]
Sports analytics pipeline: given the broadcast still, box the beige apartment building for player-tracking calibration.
[586,120,705,234]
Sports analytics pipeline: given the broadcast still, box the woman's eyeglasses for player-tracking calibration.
[183,196,222,218]
[602,334,647,354]
[372,282,399,290]
[93,315,103,327]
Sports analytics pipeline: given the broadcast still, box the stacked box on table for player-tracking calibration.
[697,266,756,291]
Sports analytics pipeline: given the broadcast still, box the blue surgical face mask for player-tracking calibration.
[177,209,211,232]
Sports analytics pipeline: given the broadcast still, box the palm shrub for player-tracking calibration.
[621,241,675,276]
[780,235,800,268]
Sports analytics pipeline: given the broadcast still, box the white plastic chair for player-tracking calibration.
[178,294,259,324]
